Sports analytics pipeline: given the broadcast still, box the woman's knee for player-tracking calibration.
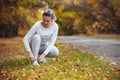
[47,47,59,57]
[32,34,40,41]
[51,47,59,57]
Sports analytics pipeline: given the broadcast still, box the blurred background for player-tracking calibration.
[0,0,120,37]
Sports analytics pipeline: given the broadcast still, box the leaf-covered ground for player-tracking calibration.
[0,37,119,80]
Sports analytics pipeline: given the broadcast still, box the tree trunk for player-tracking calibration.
[0,24,18,38]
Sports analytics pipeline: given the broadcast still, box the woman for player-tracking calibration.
[23,9,59,66]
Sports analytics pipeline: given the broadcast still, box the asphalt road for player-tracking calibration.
[58,36,120,68]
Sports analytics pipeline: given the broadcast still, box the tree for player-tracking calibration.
[0,0,40,37]
[89,0,120,33]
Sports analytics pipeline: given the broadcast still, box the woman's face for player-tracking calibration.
[42,16,53,28]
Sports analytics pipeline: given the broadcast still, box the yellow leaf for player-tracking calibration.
[87,0,98,4]
[109,62,116,65]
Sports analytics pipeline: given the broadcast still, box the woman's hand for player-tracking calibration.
[28,51,34,61]
[38,53,46,63]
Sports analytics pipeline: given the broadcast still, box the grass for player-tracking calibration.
[0,37,119,80]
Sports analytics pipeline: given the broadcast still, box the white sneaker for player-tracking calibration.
[33,60,40,66]
[41,58,47,63]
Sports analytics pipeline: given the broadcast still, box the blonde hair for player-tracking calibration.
[42,9,57,21]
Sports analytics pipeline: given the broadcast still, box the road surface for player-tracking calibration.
[58,36,120,68]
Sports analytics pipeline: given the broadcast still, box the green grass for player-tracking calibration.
[0,37,119,80]
[2,58,30,69]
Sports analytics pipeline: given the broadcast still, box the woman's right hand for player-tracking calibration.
[28,51,35,62]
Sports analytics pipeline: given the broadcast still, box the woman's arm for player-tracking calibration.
[38,24,58,62]
[44,24,58,55]
[23,22,38,52]
[39,25,58,62]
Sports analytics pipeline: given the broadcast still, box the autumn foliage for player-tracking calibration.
[0,0,120,37]
[0,37,119,79]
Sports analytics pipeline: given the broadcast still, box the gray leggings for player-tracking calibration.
[30,34,59,59]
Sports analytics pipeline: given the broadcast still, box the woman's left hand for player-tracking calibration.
[38,53,46,62]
